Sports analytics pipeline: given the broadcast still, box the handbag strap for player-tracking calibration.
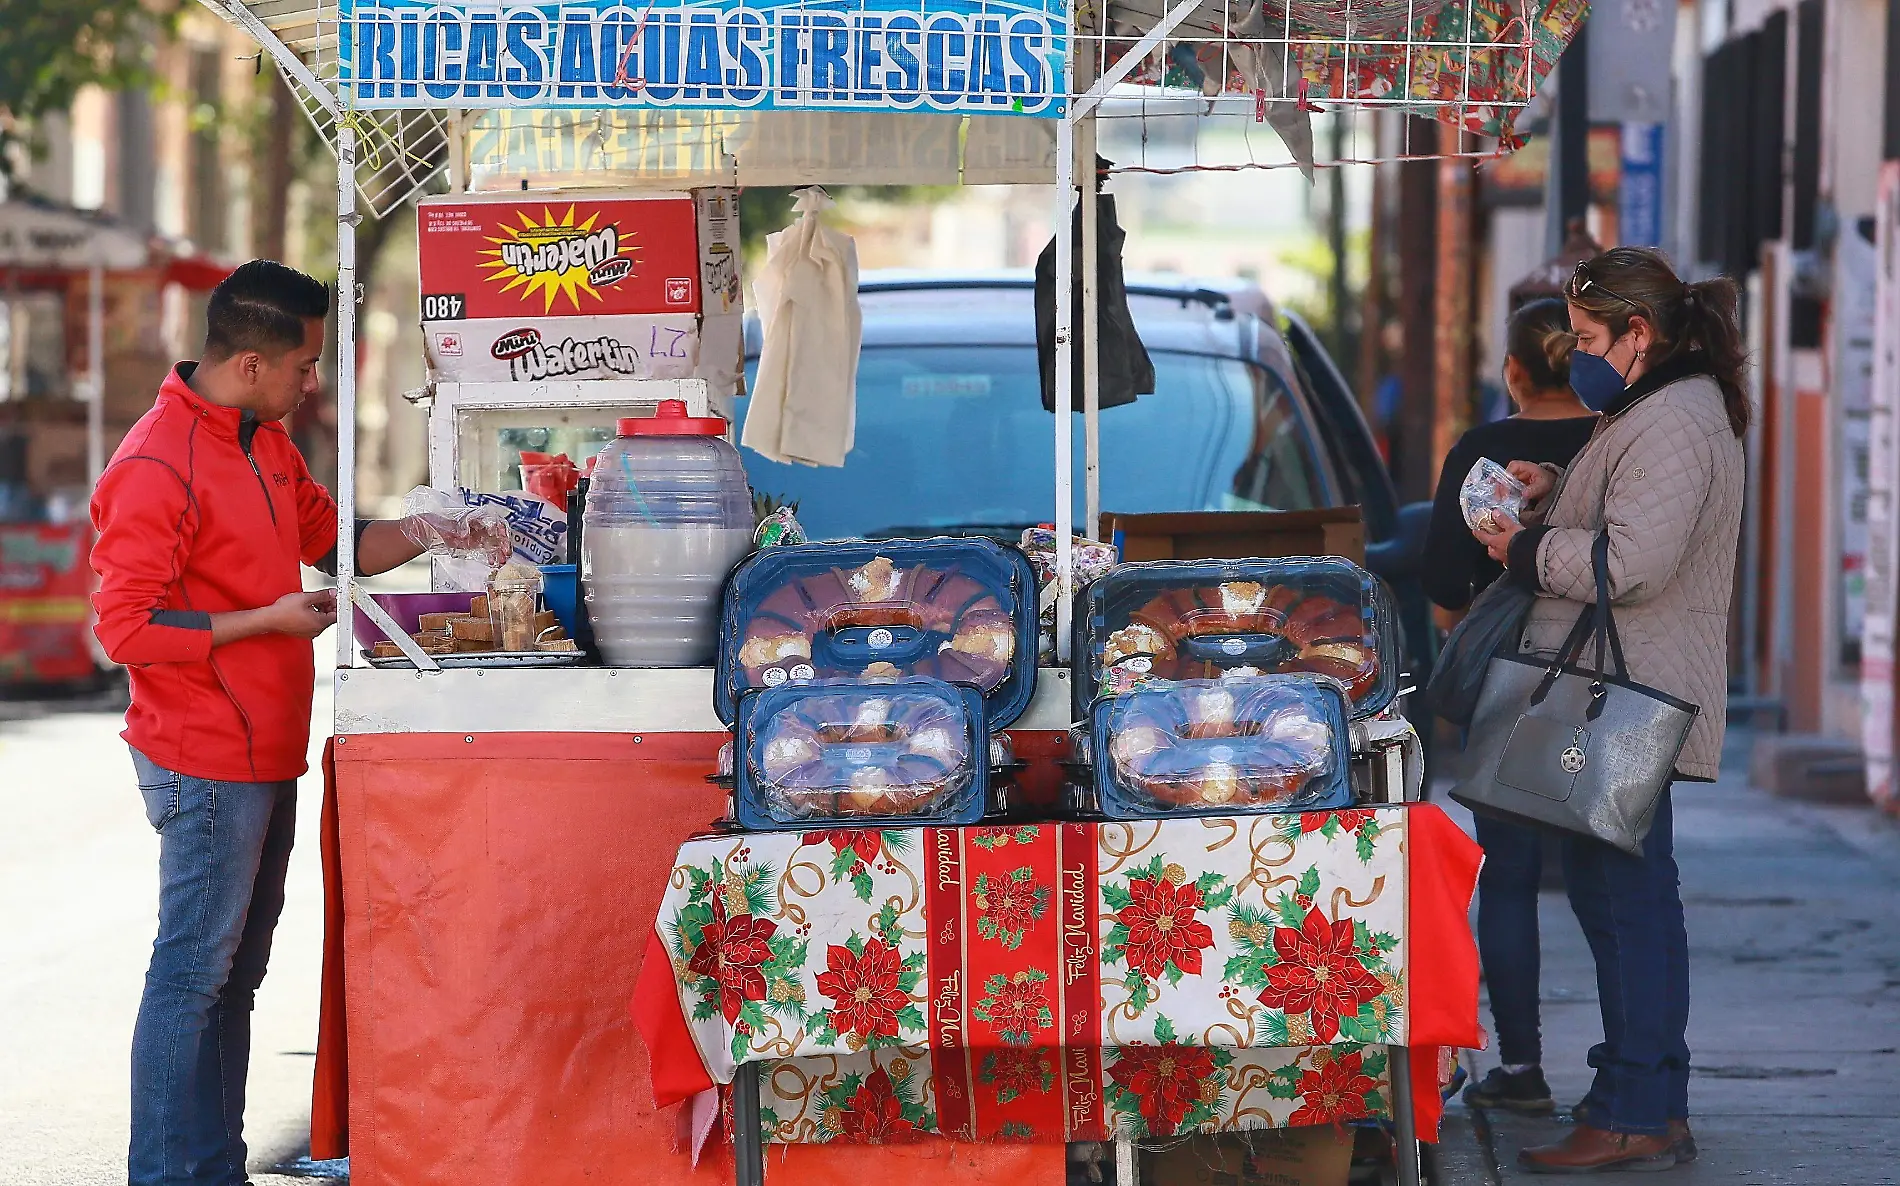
[1530,532,1630,710]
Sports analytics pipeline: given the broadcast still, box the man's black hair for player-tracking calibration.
[203,259,330,361]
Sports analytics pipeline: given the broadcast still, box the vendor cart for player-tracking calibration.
[191,0,1588,1178]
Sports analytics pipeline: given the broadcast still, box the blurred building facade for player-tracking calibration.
[2,6,429,517]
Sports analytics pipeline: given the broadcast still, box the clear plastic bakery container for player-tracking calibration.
[1085,675,1353,819]
[1071,557,1402,720]
[732,678,988,830]
[714,537,1038,727]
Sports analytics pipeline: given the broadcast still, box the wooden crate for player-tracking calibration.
[1100,508,1366,564]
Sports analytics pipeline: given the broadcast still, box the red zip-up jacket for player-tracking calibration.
[90,364,340,782]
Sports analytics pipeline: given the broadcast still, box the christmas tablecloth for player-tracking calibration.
[632,804,1481,1144]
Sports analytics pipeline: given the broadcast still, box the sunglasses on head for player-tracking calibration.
[1570,262,1641,309]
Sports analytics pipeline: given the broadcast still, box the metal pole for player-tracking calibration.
[1389,1045,1421,1186]
[87,264,105,488]
[1053,40,1077,664]
[732,1063,765,1186]
[1078,16,1101,542]
[335,122,359,669]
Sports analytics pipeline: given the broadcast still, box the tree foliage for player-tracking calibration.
[0,0,181,175]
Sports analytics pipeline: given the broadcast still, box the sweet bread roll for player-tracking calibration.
[863,661,903,680]
[1218,582,1268,617]
[1104,621,1175,666]
[762,732,823,779]
[911,725,963,764]
[1110,725,1170,768]
[1184,687,1238,737]
[846,557,904,603]
[948,616,1016,664]
[740,631,811,670]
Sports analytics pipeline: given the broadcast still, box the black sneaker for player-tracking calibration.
[1463,1066,1557,1116]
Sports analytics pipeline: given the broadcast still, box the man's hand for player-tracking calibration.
[1506,461,1556,502]
[210,589,337,647]
[430,512,512,568]
[267,589,339,639]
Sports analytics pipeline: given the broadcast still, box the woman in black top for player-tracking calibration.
[1424,300,1599,618]
[1427,299,1597,1117]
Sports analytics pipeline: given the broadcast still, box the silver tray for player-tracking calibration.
[366,650,587,670]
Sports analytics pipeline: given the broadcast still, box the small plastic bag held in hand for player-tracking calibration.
[1459,458,1528,533]
[397,486,513,569]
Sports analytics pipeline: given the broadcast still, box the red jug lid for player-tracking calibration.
[618,400,729,437]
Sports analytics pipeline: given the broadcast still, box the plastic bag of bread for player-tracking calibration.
[715,538,1038,729]
[731,677,988,830]
[1086,675,1353,819]
[1071,557,1401,720]
[1459,457,1528,533]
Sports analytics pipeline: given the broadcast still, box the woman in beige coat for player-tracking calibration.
[1472,247,1749,1174]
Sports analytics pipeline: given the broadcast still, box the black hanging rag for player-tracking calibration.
[1034,182,1155,414]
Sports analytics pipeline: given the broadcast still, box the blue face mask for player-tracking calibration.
[1569,346,1630,412]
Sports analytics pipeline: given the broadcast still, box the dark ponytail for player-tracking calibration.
[1680,277,1749,436]
[1505,298,1577,392]
[1566,247,1751,437]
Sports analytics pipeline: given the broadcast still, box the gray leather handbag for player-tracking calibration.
[1450,534,1698,856]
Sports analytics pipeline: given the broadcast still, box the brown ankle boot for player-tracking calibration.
[1669,1120,1697,1163]
[1518,1125,1679,1174]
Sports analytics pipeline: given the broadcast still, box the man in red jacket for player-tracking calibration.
[90,260,496,1186]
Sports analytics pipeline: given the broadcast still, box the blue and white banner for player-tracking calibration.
[337,0,1068,116]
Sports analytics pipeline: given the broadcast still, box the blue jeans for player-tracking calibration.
[1474,814,1544,1067]
[1565,788,1691,1136]
[128,748,299,1186]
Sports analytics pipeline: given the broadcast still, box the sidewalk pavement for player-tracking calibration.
[1430,732,1900,1184]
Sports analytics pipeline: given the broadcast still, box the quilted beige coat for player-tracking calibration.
[1515,371,1745,781]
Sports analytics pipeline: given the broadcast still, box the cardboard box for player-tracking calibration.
[1142,1128,1355,1186]
[422,314,701,383]
[1101,508,1366,564]
[417,190,743,402]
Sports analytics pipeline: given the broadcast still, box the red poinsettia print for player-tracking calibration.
[1256,907,1385,1042]
[804,829,881,867]
[816,937,907,1042]
[1292,808,1376,836]
[975,869,1050,949]
[1118,875,1216,980]
[973,970,1054,1046]
[838,1067,919,1143]
[1108,1044,1218,1136]
[685,895,777,1023]
[1288,1050,1381,1127]
[979,1048,1056,1105]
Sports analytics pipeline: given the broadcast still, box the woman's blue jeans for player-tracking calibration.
[1565,788,1691,1136]
[1474,813,1546,1067]
[127,748,299,1186]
